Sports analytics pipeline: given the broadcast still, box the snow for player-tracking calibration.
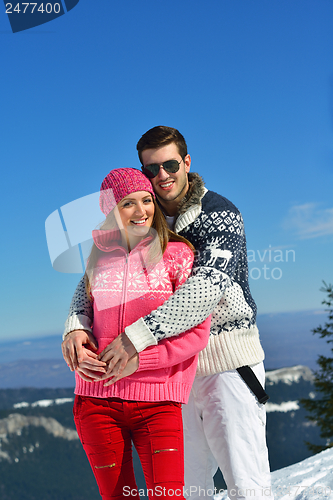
[271,448,333,500]
[266,366,314,386]
[214,448,333,500]
[55,397,74,405]
[13,397,73,409]
[31,399,54,407]
[13,402,29,409]
[266,401,300,413]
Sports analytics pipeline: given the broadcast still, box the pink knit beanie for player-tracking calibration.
[99,168,155,216]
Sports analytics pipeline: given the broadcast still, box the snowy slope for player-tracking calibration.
[270,448,333,500]
[215,448,333,500]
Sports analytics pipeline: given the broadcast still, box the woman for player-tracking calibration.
[63,168,210,500]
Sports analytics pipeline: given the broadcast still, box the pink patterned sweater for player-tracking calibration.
[75,235,211,404]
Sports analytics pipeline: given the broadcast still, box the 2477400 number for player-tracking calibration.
[5,3,61,14]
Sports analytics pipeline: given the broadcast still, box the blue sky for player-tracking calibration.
[1,0,332,342]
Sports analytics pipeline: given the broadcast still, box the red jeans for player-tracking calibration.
[73,396,185,500]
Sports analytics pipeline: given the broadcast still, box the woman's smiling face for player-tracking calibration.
[115,190,155,243]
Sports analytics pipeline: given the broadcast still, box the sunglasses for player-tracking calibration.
[141,159,183,179]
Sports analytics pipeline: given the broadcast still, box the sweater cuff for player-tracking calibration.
[125,317,158,353]
[63,314,93,340]
[137,349,159,371]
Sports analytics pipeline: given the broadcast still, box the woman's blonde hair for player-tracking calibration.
[84,198,194,298]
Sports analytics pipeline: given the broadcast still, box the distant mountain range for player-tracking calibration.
[0,359,75,389]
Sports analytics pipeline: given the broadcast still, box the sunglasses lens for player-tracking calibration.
[142,164,160,178]
[163,160,180,173]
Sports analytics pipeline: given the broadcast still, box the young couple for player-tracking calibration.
[62,126,273,500]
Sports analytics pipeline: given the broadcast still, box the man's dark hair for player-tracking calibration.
[137,126,188,164]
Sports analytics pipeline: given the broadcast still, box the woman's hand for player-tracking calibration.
[62,330,99,371]
[75,347,107,382]
[98,332,137,375]
[98,353,139,387]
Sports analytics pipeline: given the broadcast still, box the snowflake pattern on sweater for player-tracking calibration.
[65,241,194,333]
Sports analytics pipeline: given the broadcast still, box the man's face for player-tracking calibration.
[141,143,191,211]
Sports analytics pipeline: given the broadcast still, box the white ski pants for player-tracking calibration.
[182,362,273,500]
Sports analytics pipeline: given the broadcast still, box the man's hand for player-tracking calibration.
[98,332,137,376]
[75,348,107,382]
[99,354,139,387]
[62,330,99,371]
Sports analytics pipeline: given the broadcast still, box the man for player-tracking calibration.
[62,126,273,500]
